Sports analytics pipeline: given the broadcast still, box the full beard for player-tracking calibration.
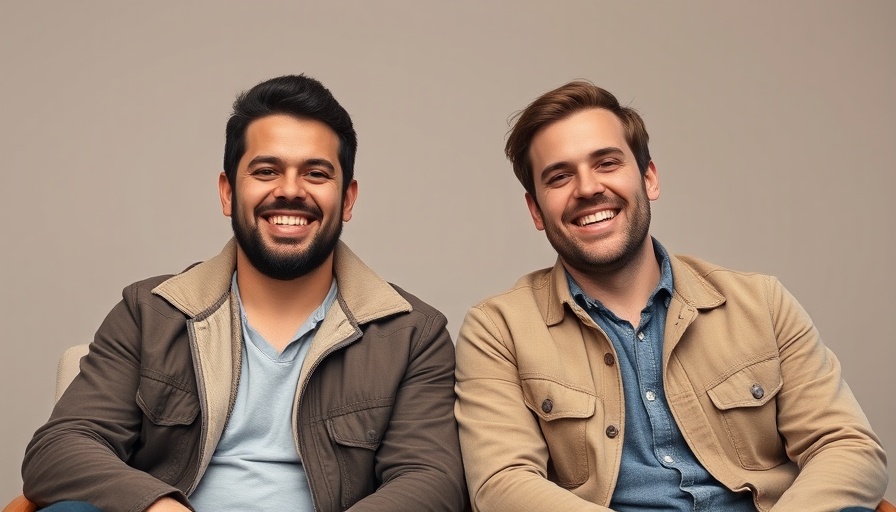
[232,198,343,281]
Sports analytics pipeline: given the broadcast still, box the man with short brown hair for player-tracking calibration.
[455,81,887,511]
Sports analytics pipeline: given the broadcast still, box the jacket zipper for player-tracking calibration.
[294,317,363,512]
[184,319,207,497]
[183,308,243,497]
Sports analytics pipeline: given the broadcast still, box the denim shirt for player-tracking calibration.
[567,239,754,512]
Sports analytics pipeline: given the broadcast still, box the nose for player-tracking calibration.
[274,172,307,200]
[573,168,605,199]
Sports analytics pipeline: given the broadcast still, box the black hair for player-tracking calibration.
[223,74,357,192]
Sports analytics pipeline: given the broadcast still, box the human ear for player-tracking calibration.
[525,192,546,231]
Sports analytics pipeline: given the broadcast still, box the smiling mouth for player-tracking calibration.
[268,215,310,226]
[577,210,616,227]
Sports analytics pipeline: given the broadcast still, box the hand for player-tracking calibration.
[145,496,191,512]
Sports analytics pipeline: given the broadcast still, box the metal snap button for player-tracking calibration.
[750,384,764,399]
[541,398,553,413]
[605,425,619,438]
[604,353,615,366]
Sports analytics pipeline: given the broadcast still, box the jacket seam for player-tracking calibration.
[327,397,394,417]
[138,368,196,394]
[411,311,435,355]
[472,305,510,351]
[518,373,598,395]
[700,352,780,392]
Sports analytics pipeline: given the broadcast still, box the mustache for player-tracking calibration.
[255,198,323,219]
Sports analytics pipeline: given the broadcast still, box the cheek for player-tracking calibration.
[319,190,343,211]
[541,193,569,221]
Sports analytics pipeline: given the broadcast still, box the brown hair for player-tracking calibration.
[505,80,651,198]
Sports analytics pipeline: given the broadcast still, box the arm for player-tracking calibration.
[768,278,887,511]
[145,498,191,512]
[348,310,468,512]
[455,306,608,512]
[22,284,192,512]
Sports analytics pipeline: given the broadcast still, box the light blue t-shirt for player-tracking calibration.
[189,274,337,511]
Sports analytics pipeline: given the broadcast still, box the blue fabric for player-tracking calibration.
[189,274,337,511]
[40,502,103,512]
[567,239,754,512]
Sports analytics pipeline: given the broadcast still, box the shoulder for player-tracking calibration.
[673,254,778,287]
[389,283,448,326]
[670,254,787,311]
[469,267,554,311]
[457,267,556,342]
[118,260,202,307]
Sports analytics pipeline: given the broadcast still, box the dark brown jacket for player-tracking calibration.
[24,239,467,512]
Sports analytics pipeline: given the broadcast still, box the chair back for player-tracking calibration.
[55,344,89,401]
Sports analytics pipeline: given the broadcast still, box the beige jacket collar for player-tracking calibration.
[541,254,725,327]
[150,238,411,322]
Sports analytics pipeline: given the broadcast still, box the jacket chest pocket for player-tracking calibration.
[707,357,786,470]
[134,373,200,483]
[326,401,394,508]
[522,377,596,488]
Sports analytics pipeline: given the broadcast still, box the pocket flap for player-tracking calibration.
[522,377,595,421]
[327,403,393,450]
[707,357,782,410]
[136,374,199,426]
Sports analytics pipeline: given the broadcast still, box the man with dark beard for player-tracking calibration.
[454,82,888,512]
[22,75,467,512]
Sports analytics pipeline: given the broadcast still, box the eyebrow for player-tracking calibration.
[539,147,626,180]
[247,155,336,172]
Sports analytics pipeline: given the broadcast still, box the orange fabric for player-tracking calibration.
[878,498,896,512]
[2,495,37,512]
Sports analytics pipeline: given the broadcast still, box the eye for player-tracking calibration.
[596,160,621,172]
[546,172,572,186]
[251,167,278,179]
[305,169,333,183]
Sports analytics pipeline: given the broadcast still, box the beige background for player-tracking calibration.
[1,0,893,504]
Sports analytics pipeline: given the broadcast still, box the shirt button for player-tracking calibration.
[662,455,674,464]
[751,384,765,399]
[637,331,645,341]
[541,399,553,413]
[605,425,619,438]
[645,390,656,401]
[604,353,615,366]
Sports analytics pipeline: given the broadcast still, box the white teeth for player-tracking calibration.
[578,210,615,226]
[270,215,309,226]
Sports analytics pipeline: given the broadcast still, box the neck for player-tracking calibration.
[234,249,336,351]
[565,237,661,326]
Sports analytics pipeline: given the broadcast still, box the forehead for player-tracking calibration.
[241,114,341,167]
[529,108,630,169]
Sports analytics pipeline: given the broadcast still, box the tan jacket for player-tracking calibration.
[24,239,467,512]
[455,254,886,512]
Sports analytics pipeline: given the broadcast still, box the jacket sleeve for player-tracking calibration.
[348,310,468,512]
[22,283,192,512]
[767,277,887,511]
[454,306,609,512]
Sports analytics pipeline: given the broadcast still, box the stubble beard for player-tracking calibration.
[544,187,652,278]
[231,194,343,281]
